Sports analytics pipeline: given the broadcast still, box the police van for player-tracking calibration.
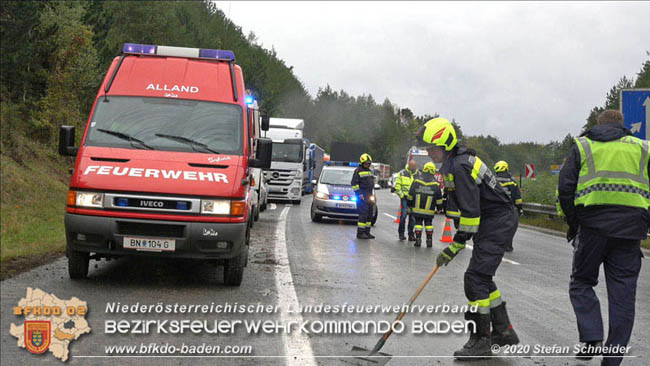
[58,44,272,286]
[310,162,378,224]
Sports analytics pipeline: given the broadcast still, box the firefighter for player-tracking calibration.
[494,160,523,252]
[395,159,419,241]
[406,162,443,247]
[352,153,376,239]
[557,110,647,365]
[416,117,519,360]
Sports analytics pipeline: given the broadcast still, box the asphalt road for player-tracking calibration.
[2,189,649,366]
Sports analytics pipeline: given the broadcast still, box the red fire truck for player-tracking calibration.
[58,43,271,285]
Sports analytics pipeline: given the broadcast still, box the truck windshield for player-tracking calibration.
[84,96,243,155]
[272,143,303,163]
[320,169,355,186]
[410,154,432,171]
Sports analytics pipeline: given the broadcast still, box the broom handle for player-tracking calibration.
[369,265,440,355]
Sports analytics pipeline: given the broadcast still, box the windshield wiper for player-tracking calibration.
[96,129,154,150]
[155,133,219,154]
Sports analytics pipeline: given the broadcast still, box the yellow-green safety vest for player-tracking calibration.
[574,136,650,209]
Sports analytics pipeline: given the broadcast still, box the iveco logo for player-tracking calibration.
[272,172,280,179]
[140,200,164,208]
[342,196,349,201]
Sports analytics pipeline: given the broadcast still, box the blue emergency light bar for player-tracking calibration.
[245,95,254,105]
[325,161,359,167]
[122,43,235,61]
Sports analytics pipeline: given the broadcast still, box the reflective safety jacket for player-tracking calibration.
[394,166,419,199]
[558,124,650,239]
[351,165,375,196]
[440,146,512,234]
[407,172,443,217]
[496,171,523,210]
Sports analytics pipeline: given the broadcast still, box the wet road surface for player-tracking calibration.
[2,189,649,365]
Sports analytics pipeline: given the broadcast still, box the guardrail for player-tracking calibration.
[522,202,557,217]
[522,202,650,238]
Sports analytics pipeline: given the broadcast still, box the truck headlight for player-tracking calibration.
[315,191,329,199]
[73,191,104,208]
[369,195,376,203]
[201,200,231,215]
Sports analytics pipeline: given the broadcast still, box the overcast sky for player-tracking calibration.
[214,1,650,143]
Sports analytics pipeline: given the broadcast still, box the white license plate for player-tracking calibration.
[335,203,356,209]
[123,237,175,252]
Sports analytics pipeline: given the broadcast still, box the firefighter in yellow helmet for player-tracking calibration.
[493,160,523,252]
[406,162,443,247]
[352,153,376,239]
[416,117,519,360]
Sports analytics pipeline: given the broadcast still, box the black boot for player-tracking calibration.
[408,234,416,242]
[426,234,433,247]
[576,340,603,360]
[454,311,493,360]
[366,229,375,239]
[414,237,421,247]
[490,302,520,346]
[398,233,406,240]
[357,231,370,239]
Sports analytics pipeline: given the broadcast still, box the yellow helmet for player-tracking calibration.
[359,153,372,164]
[423,162,437,174]
[416,117,457,151]
[494,160,509,172]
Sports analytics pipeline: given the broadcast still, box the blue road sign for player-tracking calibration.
[621,89,650,140]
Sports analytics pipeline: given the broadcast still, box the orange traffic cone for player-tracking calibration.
[440,218,453,243]
[394,203,401,223]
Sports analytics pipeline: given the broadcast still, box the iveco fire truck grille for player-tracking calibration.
[117,222,184,238]
[265,169,295,186]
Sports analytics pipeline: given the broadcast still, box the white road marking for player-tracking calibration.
[383,213,397,220]
[269,203,277,210]
[465,244,520,265]
[274,206,317,366]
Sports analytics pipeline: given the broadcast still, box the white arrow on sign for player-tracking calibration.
[643,97,650,140]
[631,122,642,134]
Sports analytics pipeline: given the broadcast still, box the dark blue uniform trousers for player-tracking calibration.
[570,227,643,365]
[399,197,415,236]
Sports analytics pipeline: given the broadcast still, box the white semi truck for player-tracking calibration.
[264,118,308,204]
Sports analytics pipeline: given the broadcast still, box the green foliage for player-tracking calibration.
[32,2,99,143]
[520,173,558,205]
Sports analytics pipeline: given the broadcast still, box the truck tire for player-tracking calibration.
[224,251,246,286]
[68,249,89,279]
[260,200,267,212]
[254,204,260,222]
[224,223,250,286]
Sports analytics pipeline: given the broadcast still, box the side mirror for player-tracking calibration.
[250,138,272,169]
[261,116,270,131]
[311,179,317,185]
[58,125,78,156]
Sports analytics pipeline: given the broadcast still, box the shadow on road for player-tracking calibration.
[82,257,229,289]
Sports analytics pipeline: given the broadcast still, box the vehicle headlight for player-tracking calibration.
[73,191,104,208]
[295,169,302,176]
[201,200,231,215]
[369,195,376,203]
[315,191,329,199]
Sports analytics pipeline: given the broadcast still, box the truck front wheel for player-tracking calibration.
[224,251,246,286]
[68,249,89,279]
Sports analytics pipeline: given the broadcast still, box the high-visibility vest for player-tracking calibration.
[574,136,650,209]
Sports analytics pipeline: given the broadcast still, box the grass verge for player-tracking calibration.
[1,135,71,279]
